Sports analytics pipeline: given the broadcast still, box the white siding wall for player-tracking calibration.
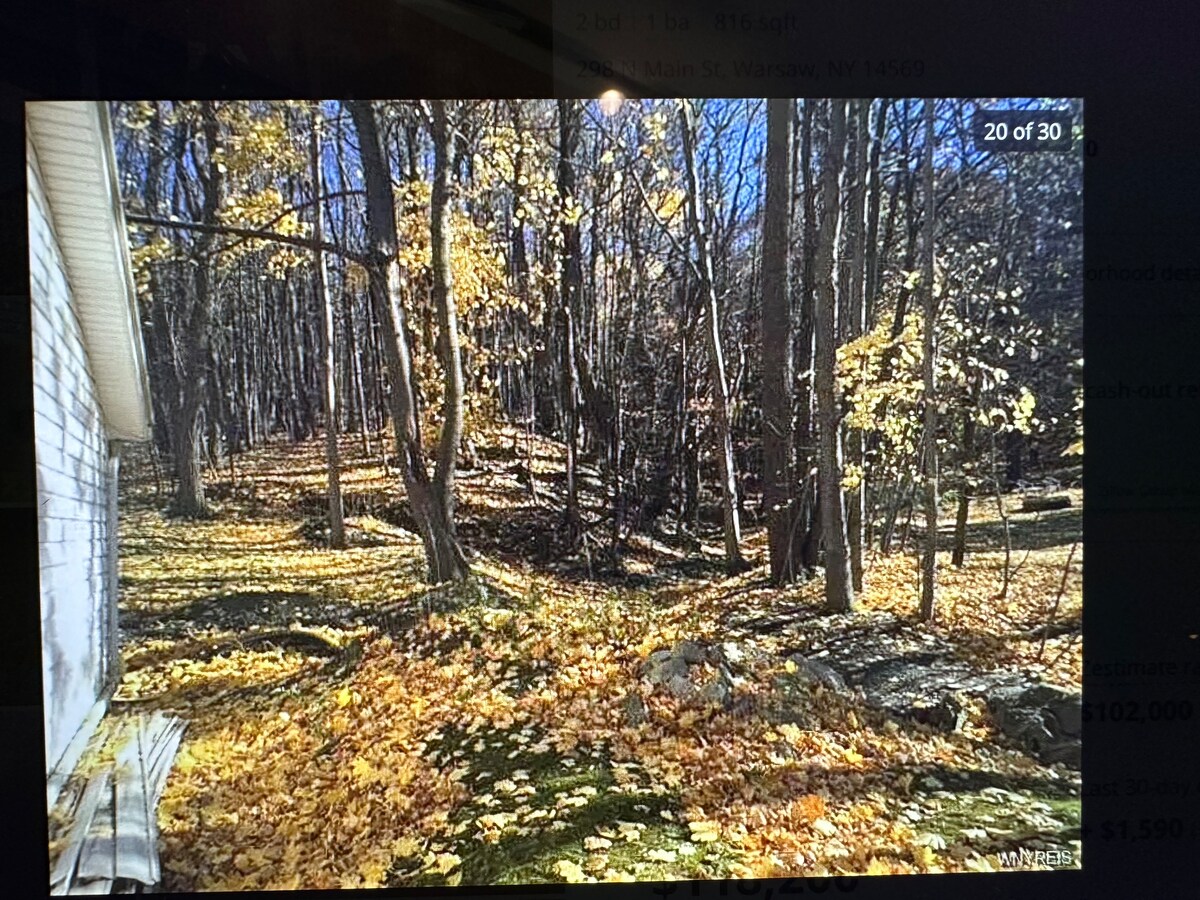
[29,144,115,776]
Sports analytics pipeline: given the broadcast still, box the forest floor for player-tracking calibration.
[102,426,1082,890]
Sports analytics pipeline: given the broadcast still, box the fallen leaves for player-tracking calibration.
[553,859,586,882]
[811,818,839,838]
[688,820,722,843]
[114,429,1079,890]
[429,852,462,875]
[911,844,937,869]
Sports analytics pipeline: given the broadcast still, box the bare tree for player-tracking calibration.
[762,98,796,585]
[918,99,940,621]
[843,100,870,593]
[815,100,854,612]
[678,99,746,573]
[310,104,346,549]
[556,99,584,544]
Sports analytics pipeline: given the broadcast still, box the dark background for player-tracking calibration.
[3,1,1197,898]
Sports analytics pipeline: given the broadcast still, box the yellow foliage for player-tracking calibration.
[128,233,175,294]
[836,313,925,439]
[217,104,306,180]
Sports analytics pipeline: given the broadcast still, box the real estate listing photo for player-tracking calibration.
[32,96,1082,892]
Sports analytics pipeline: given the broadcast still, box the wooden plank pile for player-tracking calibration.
[49,712,187,895]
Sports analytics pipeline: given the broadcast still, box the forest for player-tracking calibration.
[83,98,1082,888]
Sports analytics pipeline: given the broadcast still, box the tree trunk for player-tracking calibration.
[762,98,796,585]
[345,289,371,454]
[918,99,940,622]
[556,99,584,544]
[428,99,470,582]
[349,99,468,584]
[1005,429,1024,487]
[310,105,346,549]
[844,101,869,593]
[951,410,977,566]
[172,101,225,518]
[172,381,207,516]
[793,100,819,574]
[891,100,921,340]
[679,99,745,573]
[814,100,854,612]
[863,99,888,328]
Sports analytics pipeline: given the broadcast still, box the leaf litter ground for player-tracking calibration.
[106,428,1081,889]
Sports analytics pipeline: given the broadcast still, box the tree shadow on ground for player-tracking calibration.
[292,488,414,529]
[120,590,372,641]
[452,498,727,591]
[908,506,1081,554]
[120,532,303,555]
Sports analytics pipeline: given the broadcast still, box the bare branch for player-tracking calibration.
[126,213,368,265]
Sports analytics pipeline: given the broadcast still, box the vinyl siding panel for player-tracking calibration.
[29,145,115,778]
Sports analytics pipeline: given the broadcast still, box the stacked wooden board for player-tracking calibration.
[49,712,187,895]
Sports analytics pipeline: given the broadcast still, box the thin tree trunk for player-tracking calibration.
[918,99,940,622]
[310,105,346,549]
[427,99,471,581]
[880,473,908,554]
[863,99,888,327]
[679,99,745,573]
[557,100,584,545]
[845,101,869,593]
[762,98,796,585]
[892,100,920,340]
[345,290,371,455]
[951,410,977,566]
[991,432,1013,600]
[794,100,819,573]
[815,100,854,612]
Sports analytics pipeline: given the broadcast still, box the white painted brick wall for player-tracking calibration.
[29,146,115,776]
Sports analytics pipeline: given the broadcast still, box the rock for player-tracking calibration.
[720,642,745,664]
[728,693,759,719]
[1021,494,1072,512]
[948,843,973,861]
[811,817,838,837]
[675,640,709,665]
[1047,465,1082,487]
[623,693,649,726]
[913,694,967,732]
[643,653,689,686]
[987,683,1081,768]
[786,653,847,691]
[715,640,772,676]
[1047,694,1082,738]
[666,674,695,701]
[698,677,732,709]
[639,639,739,710]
